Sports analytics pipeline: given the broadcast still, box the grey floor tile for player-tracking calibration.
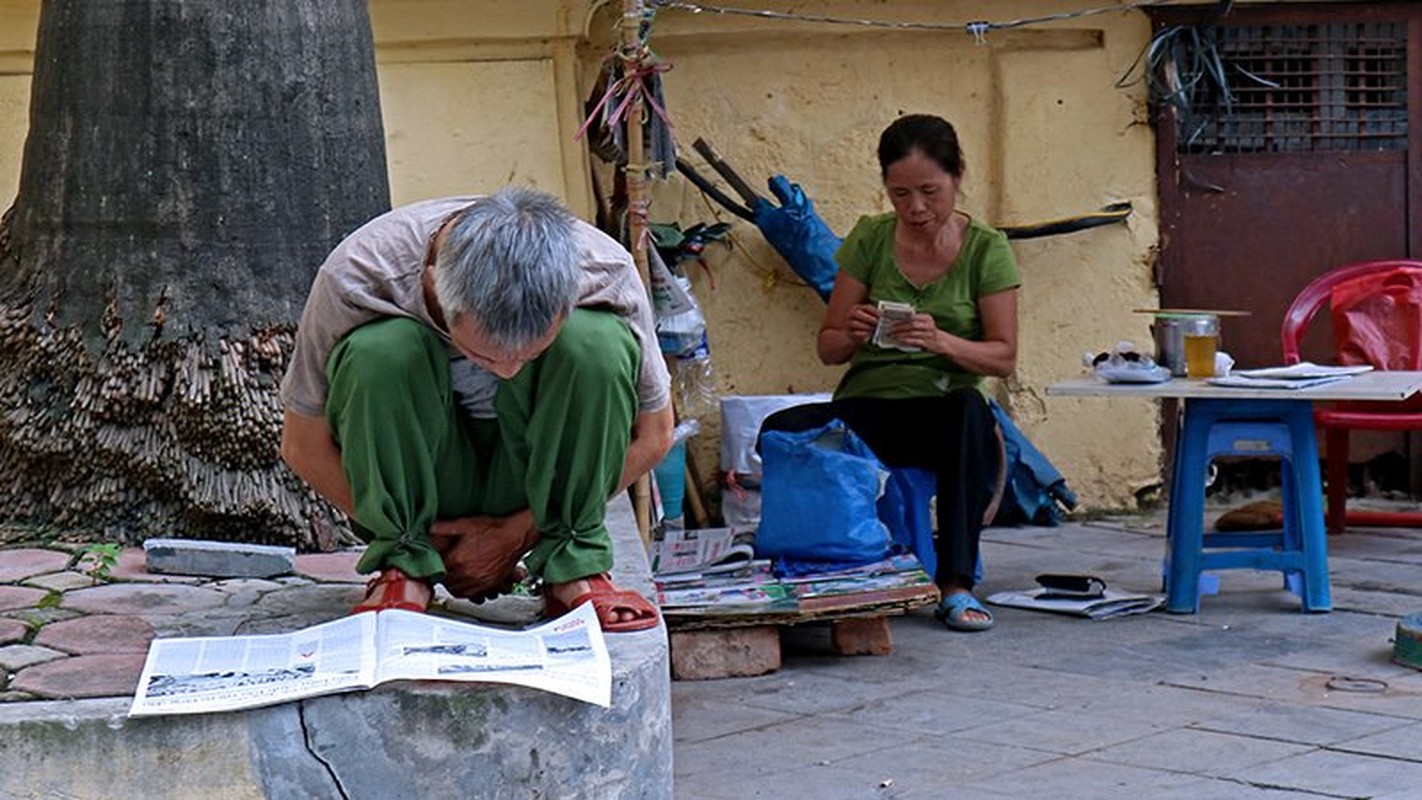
[1224,748,1422,797]
[821,687,1041,737]
[672,666,906,717]
[833,734,1058,789]
[1331,586,1422,616]
[672,715,903,784]
[1147,777,1338,799]
[957,754,1201,798]
[956,707,1171,756]
[1083,727,1313,776]
[684,761,1015,800]
[671,692,802,744]
[1330,720,1422,762]
[1189,703,1412,746]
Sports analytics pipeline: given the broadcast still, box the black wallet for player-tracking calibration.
[1035,573,1107,600]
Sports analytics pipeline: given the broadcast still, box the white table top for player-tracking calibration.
[1046,370,1422,402]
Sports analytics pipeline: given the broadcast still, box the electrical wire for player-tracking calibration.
[648,0,1183,38]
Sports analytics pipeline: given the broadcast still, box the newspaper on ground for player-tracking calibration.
[127,601,611,717]
[985,587,1163,620]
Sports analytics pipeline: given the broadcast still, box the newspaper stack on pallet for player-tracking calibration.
[650,527,939,631]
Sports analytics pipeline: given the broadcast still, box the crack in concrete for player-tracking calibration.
[298,702,350,800]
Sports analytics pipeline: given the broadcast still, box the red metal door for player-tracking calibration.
[1151,4,1422,493]
[1153,5,1419,369]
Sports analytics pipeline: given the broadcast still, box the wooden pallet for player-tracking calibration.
[665,586,938,680]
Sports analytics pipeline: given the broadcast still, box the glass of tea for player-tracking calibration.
[1183,315,1220,379]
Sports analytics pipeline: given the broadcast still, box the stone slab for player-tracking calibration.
[23,570,101,592]
[33,614,155,655]
[0,548,72,582]
[11,652,148,699]
[61,582,228,616]
[0,644,67,671]
[0,585,49,612]
[1,608,80,627]
[144,538,295,579]
[0,618,28,645]
[99,548,202,583]
[293,551,364,583]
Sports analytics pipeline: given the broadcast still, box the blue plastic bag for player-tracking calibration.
[755,419,893,565]
[751,175,842,301]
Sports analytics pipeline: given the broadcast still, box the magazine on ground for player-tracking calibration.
[127,602,611,717]
[985,587,1163,620]
[649,526,759,579]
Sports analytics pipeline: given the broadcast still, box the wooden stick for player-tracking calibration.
[621,0,653,545]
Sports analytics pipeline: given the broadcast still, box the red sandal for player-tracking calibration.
[544,574,660,633]
[351,568,430,615]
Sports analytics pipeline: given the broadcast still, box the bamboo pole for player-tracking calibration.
[621,0,654,544]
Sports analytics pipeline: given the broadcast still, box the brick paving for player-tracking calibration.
[0,543,367,702]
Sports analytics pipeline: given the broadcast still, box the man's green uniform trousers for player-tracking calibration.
[323,309,639,584]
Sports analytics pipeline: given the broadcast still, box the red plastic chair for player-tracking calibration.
[1280,259,1422,534]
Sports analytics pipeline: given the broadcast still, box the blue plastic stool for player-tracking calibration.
[1164,398,1331,613]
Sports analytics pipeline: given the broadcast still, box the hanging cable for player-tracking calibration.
[648,0,1183,38]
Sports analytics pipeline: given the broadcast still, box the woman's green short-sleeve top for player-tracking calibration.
[834,211,1020,400]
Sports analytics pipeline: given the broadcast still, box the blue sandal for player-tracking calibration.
[935,593,994,632]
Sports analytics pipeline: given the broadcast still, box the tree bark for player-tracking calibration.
[0,0,389,547]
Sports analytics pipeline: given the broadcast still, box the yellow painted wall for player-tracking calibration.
[599,2,1164,508]
[0,0,1176,511]
[0,0,38,208]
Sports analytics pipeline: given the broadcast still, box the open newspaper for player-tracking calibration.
[128,602,610,717]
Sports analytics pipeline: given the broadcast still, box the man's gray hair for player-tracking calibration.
[433,186,581,349]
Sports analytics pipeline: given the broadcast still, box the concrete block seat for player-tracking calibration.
[0,493,672,800]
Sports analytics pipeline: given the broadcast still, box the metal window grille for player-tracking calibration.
[1179,22,1407,154]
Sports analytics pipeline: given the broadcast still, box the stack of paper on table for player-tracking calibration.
[1207,362,1372,390]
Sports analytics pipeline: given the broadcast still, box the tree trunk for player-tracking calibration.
[0,0,389,547]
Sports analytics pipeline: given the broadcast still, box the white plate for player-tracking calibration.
[1096,365,1172,384]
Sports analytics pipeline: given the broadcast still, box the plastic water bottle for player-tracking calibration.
[674,332,718,420]
[654,273,718,419]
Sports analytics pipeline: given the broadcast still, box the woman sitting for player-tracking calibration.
[760,113,1020,632]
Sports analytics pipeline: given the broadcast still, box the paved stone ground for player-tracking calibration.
[0,545,555,703]
[0,544,373,701]
[671,504,1422,800]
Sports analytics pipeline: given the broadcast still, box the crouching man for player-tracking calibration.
[280,187,672,632]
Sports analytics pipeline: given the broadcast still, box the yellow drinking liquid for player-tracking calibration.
[1184,333,1218,379]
